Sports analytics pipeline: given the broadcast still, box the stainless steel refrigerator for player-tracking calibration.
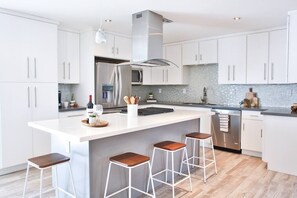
[95,62,132,108]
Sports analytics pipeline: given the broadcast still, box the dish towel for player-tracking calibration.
[218,114,229,132]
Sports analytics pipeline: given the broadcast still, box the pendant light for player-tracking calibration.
[95,17,107,44]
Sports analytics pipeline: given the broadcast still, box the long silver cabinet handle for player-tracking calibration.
[233,65,235,81]
[63,62,66,79]
[68,62,71,80]
[264,63,266,81]
[271,63,274,81]
[34,58,37,79]
[200,54,202,61]
[112,47,114,54]
[27,87,30,108]
[27,57,30,79]
[34,86,37,108]
[228,65,230,81]
[167,69,169,82]
[162,69,165,82]
[117,48,119,55]
[195,54,198,61]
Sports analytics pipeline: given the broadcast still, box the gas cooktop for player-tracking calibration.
[121,107,174,116]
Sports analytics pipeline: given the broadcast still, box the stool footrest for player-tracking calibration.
[105,186,129,198]
[152,169,190,187]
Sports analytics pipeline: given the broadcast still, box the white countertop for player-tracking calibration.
[28,110,213,142]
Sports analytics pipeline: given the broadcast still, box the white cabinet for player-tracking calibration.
[287,11,297,83]
[218,35,247,84]
[0,83,58,168]
[246,32,269,84]
[0,13,58,83]
[182,40,217,66]
[58,30,80,84]
[241,111,263,157]
[94,32,131,60]
[182,42,199,65]
[142,67,152,85]
[151,67,167,85]
[199,39,218,64]
[269,29,287,84]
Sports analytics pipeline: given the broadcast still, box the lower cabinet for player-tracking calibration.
[0,83,58,169]
[241,111,263,157]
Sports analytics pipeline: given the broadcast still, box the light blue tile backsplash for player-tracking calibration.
[132,65,297,107]
[59,84,76,102]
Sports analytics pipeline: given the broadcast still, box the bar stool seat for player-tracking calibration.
[181,132,217,183]
[23,153,76,198]
[148,140,192,197]
[104,152,155,198]
[110,152,150,167]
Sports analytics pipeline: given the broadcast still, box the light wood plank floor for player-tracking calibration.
[1,150,297,198]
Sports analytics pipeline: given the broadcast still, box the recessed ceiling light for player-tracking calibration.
[233,17,241,21]
[105,19,112,22]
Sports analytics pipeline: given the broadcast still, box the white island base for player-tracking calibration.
[28,110,210,197]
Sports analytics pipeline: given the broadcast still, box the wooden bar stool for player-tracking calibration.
[104,152,155,198]
[180,132,217,183]
[147,141,192,198]
[23,153,76,198]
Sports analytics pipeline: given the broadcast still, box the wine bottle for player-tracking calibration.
[86,95,94,117]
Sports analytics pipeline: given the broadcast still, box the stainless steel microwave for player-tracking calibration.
[131,68,143,85]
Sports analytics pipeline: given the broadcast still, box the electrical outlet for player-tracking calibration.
[183,88,186,94]
[159,88,162,93]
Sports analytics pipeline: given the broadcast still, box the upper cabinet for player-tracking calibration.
[199,40,218,64]
[218,35,247,84]
[246,32,269,84]
[94,32,131,60]
[182,39,217,66]
[269,29,287,84]
[288,11,297,83]
[246,30,287,84]
[58,30,80,84]
[0,13,57,83]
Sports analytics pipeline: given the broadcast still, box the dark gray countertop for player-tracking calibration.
[261,107,297,117]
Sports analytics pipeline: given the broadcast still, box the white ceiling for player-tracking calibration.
[1,0,297,43]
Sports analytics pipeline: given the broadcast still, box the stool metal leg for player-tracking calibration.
[147,147,156,192]
[55,166,59,198]
[128,168,132,198]
[40,169,44,198]
[104,162,112,198]
[211,137,218,174]
[165,151,169,182]
[67,162,77,198]
[202,140,206,183]
[171,152,175,198]
[184,147,192,192]
[148,162,156,198]
[192,138,196,168]
[22,163,30,198]
[179,138,187,174]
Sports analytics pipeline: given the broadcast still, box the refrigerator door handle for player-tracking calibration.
[114,67,120,106]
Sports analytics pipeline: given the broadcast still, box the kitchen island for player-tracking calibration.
[28,109,212,198]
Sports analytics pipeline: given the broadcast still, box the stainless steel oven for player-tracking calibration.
[131,67,143,85]
[211,109,241,152]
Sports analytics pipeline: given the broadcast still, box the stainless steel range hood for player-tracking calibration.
[126,10,177,67]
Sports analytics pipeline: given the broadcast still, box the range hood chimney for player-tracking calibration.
[130,10,177,67]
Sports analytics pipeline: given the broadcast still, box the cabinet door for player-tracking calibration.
[58,30,68,83]
[29,20,58,83]
[31,83,58,157]
[166,45,183,84]
[66,31,80,83]
[288,13,297,83]
[182,42,198,65]
[269,29,287,84]
[0,14,32,83]
[151,67,165,85]
[218,36,246,84]
[241,119,263,152]
[199,40,218,64]
[142,67,152,85]
[114,36,131,60]
[94,32,115,58]
[247,32,269,84]
[0,83,32,168]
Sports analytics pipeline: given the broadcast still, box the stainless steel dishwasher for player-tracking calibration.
[211,109,241,153]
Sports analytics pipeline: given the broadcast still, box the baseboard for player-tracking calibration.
[242,150,262,158]
[0,163,27,176]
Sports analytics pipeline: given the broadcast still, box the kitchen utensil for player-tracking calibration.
[130,96,135,104]
[124,96,130,104]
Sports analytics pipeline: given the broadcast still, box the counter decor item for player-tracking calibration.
[81,119,109,127]
[291,103,297,112]
[63,101,69,109]
[146,92,157,103]
[124,96,139,117]
[241,88,259,107]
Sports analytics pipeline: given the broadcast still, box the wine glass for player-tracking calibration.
[93,104,103,122]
